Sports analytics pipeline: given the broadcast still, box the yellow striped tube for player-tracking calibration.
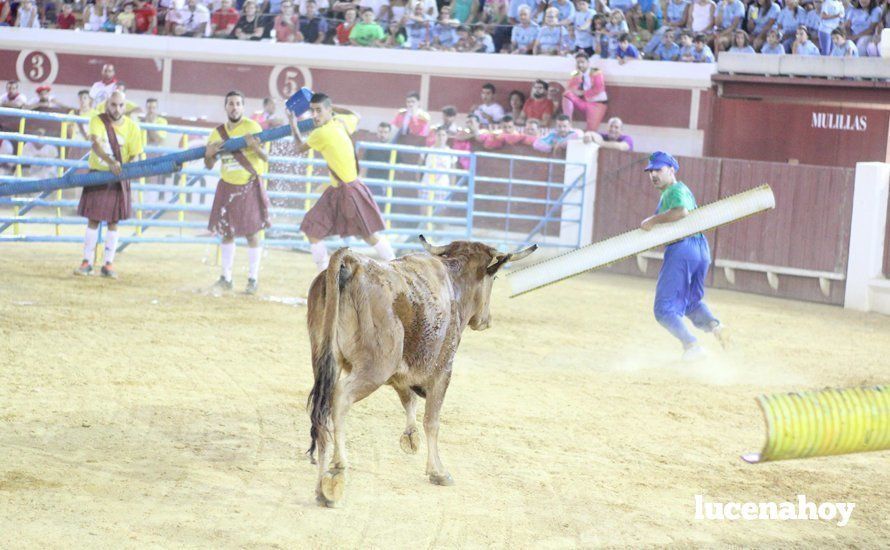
[742,385,890,463]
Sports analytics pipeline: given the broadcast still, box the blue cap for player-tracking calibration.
[285,87,314,117]
[644,151,679,172]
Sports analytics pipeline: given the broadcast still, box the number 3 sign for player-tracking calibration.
[16,50,59,85]
[269,65,313,100]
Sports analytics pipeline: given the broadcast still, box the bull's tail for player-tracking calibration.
[307,248,351,459]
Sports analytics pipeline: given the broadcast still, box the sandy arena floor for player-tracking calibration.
[1,242,889,548]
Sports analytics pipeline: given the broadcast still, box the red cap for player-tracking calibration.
[36,85,52,93]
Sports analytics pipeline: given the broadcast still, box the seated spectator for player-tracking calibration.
[818,0,845,55]
[403,2,431,48]
[522,80,553,127]
[728,29,756,52]
[571,0,595,55]
[117,2,137,32]
[534,7,570,55]
[479,115,525,148]
[791,24,821,54]
[507,90,525,124]
[615,33,640,62]
[335,6,357,43]
[562,52,607,131]
[583,116,634,150]
[134,0,159,33]
[803,0,821,39]
[471,23,495,52]
[298,0,328,43]
[233,1,264,39]
[361,122,394,196]
[383,18,406,45]
[211,0,239,37]
[471,82,505,126]
[29,85,69,111]
[604,9,629,57]
[509,5,539,54]
[1,80,28,108]
[421,126,458,203]
[274,1,302,40]
[22,129,60,179]
[713,0,745,52]
[630,0,662,33]
[687,0,716,42]
[388,0,408,24]
[431,6,459,50]
[533,114,581,153]
[84,0,112,31]
[15,0,40,27]
[550,0,575,25]
[592,14,610,58]
[776,0,805,52]
[451,114,480,169]
[302,0,332,17]
[846,0,881,57]
[678,30,695,60]
[479,0,509,52]
[171,0,210,36]
[760,28,786,53]
[747,0,780,51]
[522,118,541,145]
[449,0,478,25]
[393,91,431,138]
[644,0,689,57]
[829,27,858,56]
[692,33,717,61]
[455,25,475,51]
[350,7,385,45]
[546,82,563,118]
[653,27,681,59]
[57,2,77,29]
[439,106,460,134]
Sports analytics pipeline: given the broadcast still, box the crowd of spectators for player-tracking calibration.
[1,0,886,58]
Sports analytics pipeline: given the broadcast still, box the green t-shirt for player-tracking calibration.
[349,22,385,46]
[657,181,697,214]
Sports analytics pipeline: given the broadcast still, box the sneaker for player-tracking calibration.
[213,276,233,290]
[682,344,707,362]
[74,260,92,276]
[712,323,730,350]
[100,263,118,279]
[245,278,258,295]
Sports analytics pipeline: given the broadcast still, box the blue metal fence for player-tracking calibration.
[0,108,587,253]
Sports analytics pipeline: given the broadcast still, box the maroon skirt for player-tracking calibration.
[301,179,385,239]
[77,173,131,223]
[208,178,272,238]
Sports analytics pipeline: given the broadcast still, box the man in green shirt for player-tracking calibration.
[640,151,728,361]
[349,8,386,47]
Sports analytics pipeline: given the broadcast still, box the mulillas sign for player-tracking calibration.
[811,112,868,132]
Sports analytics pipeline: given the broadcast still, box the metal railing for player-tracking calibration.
[0,108,587,254]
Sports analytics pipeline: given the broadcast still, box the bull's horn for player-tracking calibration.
[419,234,448,255]
[508,244,537,263]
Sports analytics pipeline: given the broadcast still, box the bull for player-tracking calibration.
[306,236,536,507]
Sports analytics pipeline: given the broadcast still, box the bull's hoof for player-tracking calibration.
[315,493,338,508]
[321,468,346,502]
[428,472,454,486]
[400,430,421,454]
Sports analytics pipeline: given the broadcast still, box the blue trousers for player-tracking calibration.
[818,31,832,55]
[654,235,718,346]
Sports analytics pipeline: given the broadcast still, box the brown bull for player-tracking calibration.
[306,236,536,507]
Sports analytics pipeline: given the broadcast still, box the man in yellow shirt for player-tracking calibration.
[75,90,145,279]
[204,90,271,295]
[288,92,393,271]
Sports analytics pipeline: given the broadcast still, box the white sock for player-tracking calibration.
[83,227,99,263]
[248,246,262,281]
[310,242,329,271]
[221,242,235,281]
[104,231,119,264]
[373,237,395,261]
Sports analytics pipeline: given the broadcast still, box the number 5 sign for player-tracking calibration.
[269,65,313,100]
[16,50,59,86]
